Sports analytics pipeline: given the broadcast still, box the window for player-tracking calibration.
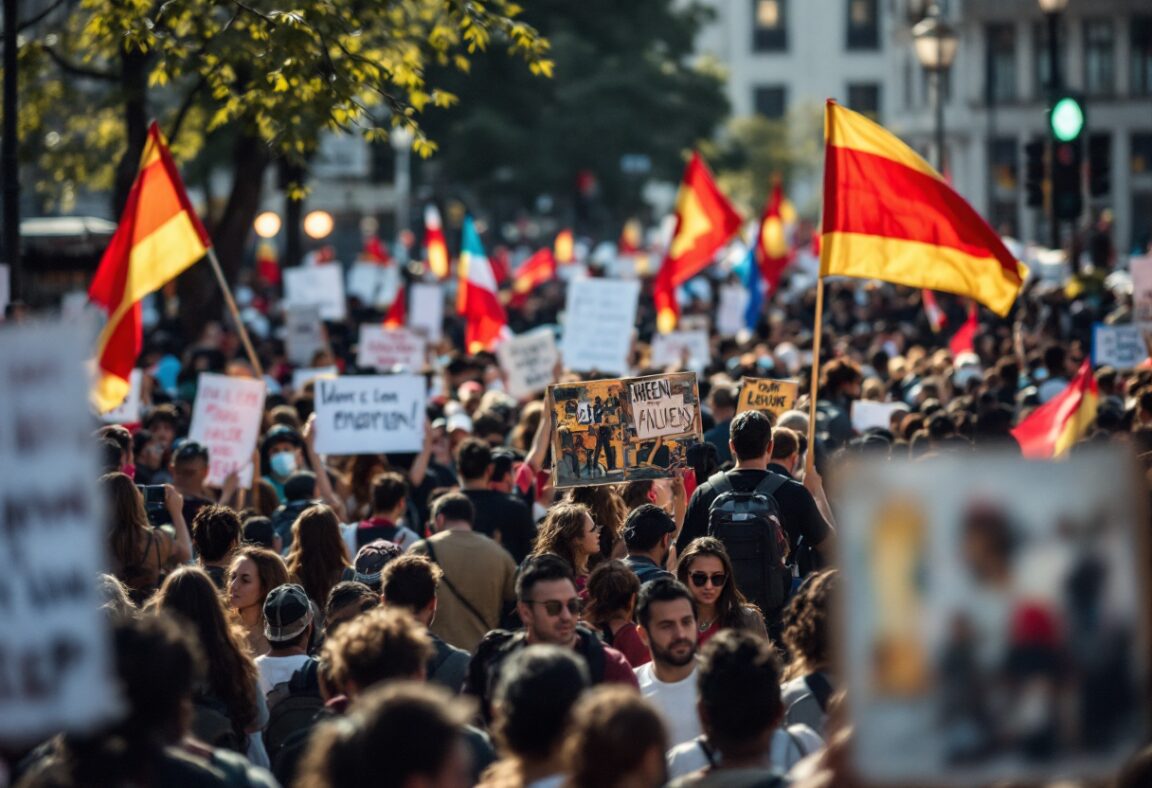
[1132,16,1152,96]
[1133,133,1152,175]
[753,0,787,51]
[1083,19,1115,96]
[1033,20,1066,97]
[753,86,787,119]
[846,0,879,50]
[986,23,1017,103]
[847,83,882,119]
[988,137,1018,235]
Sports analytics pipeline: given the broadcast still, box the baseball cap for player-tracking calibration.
[263,584,313,642]
[447,411,473,434]
[353,539,403,589]
[623,504,676,549]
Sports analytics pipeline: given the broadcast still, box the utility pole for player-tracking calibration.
[2,0,20,304]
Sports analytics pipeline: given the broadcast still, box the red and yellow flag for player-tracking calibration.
[820,101,1026,316]
[554,229,575,265]
[1011,361,1098,458]
[384,286,406,328]
[755,179,796,294]
[424,204,449,280]
[654,152,742,332]
[510,248,557,308]
[88,122,211,412]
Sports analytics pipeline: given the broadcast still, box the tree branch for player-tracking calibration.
[15,0,71,33]
[166,74,207,146]
[42,45,116,81]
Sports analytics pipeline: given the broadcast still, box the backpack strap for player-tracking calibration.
[424,540,493,631]
[289,658,320,693]
[707,471,733,496]
[803,671,834,713]
[753,473,788,499]
[786,727,810,759]
[697,736,718,768]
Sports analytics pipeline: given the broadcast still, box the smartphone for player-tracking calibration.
[137,485,166,504]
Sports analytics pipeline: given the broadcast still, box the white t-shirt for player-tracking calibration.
[665,724,824,780]
[255,653,312,695]
[635,662,701,748]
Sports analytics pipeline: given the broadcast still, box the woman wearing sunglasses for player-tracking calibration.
[528,502,602,591]
[676,537,767,645]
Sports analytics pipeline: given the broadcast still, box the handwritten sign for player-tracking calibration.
[630,375,698,440]
[284,264,347,321]
[291,365,338,390]
[1092,323,1152,369]
[313,374,427,455]
[737,377,799,419]
[497,328,559,400]
[1131,254,1152,321]
[285,304,328,366]
[100,368,143,424]
[561,278,640,375]
[0,318,121,741]
[650,329,711,369]
[357,325,427,371]
[408,284,444,343]
[187,374,266,488]
[851,400,909,433]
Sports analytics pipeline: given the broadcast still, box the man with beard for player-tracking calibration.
[634,578,701,748]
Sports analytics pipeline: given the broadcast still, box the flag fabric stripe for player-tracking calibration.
[1011,361,1098,458]
[755,181,794,294]
[513,249,556,294]
[922,289,946,333]
[384,286,406,328]
[91,302,142,409]
[126,213,210,303]
[824,105,940,181]
[425,205,449,280]
[458,216,509,353]
[948,305,978,357]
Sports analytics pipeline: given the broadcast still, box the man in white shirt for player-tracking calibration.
[255,583,315,694]
[634,578,702,748]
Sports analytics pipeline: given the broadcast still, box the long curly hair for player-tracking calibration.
[102,472,151,568]
[146,566,258,734]
[780,569,837,681]
[530,502,593,577]
[676,537,755,631]
[564,486,626,566]
[286,504,351,606]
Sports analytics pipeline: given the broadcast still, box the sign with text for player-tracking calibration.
[313,374,427,455]
[1131,254,1152,321]
[0,318,121,741]
[187,374,266,488]
[291,365,338,391]
[650,329,711,369]
[851,400,909,433]
[346,261,398,307]
[284,264,347,321]
[100,368,143,424]
[1092,323,1152,369]
[737,377,799,420]
[285,304,328,366]
[560,278,640,375]
[497,328,559,400]
[357,325,427,371]
[408,284,444,343]
[716,284,750,337]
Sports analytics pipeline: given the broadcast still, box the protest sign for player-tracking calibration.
[716,284,750,337]
[1092,323,1152,369]
[100,368,143,424]
[284,264,347,321]
[1131,254,1152,320]
[291,365,338,390]
[850,400,909,433]
[346,262,386,306]
[497,328,559,400]
[650,329,711,369]
[408,283,444,343]
[285,304,328,366]
[357,325,427,371]
[187,374,266,488]
[560,278,640,375]
[548,371,701,488]
[737,377,799,420]
[0,318,121,741]
[313,374,426,455]
[837,450,1146,783]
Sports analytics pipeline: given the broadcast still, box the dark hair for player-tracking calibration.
[191,504,241,562]
[516,553,576,602]
[676,537,758,631]
[431,492,474,526]
[321,608,434,693]
[490,449,517,483]
[622,503,675,551]
[620,479,655,511]
[382,554,442,613]
[563,687,668,788]
[143,404,180,431]
[583,560,640,626]
[770,426,800,460]
[284,471,318,502]
[455,437,492,481]
[371,471,408,514]
[286,504,351,607]
[242,515,276,549]
[117,612,205,737]
[229,546,289,613]
[324,581,380,624]
[100,436,125,473]
[636,577,696,629]
[710,385,738,412]
[493,645,590,759]
[729,410,773,461]
[821,358,863,392]
[131,428,155,457]
[697,629,784,756]
[172,440,209,465]
[781,570,837,681]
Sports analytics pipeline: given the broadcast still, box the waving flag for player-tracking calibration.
[734,244,763,331]
[384,286,406,328]
[820,101,1026,316]
[754,180,796,294]
[89,122,211,412]
[554,229,575,265]
[510,248,557,308]
[922,289,947,333]
[948,304,978,357]
[1011,361,1098,458]
[457,216,509,353]
[424,204,449,280]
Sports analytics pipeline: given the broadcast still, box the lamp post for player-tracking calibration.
[912,5,959,173]
[1038,0,1069,251]
[390,126,414,241]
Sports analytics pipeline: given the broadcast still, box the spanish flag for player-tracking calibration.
[424,204,449,280]
[89,122,211,412]
[1011,361,1099,458]
[755,179,797,294]
[654,152,742,333]
[820,101,1026,316]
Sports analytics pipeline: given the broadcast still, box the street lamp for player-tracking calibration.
[253,211,282,239]
[912,5,958,173]
[390,126,414,241]
[1038,0,1069,250]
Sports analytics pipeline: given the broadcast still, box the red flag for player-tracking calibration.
[361,236,391,264]
[754,179,796,294]
[1011,362,1099,458]
[256,240,280,287]
[922,289,946,333]
[490,245,511,285]
[424,204,449,280]
[510,248,557,308]
[619,219,643,254]
[948,304,978,356]
[458,216,509,352]
[384,286,406,328]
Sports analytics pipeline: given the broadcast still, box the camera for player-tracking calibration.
[137,484,171,526]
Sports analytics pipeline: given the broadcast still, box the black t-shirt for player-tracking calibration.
[676,468,832,560]
[462,489,537,564]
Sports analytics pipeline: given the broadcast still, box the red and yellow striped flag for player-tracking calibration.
[1011,361,1098,458]
[820,101,1026,316]
[88,122,211,412]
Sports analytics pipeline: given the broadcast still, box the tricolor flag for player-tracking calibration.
[510,248,557,308]
[457,216,509,353]
[424,204,449,280]
[654,152,743,332]
[734,244,763,331]
[754,179,796,294]
[89,122,211,412]
[554,229,575,265]
[948,303,978,357]
[820,101,1026,316]
[1011,361,1099,458]
[384,286,406,328]
[922,289,947,333]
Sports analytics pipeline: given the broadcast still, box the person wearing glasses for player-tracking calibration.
[676,537,767,646]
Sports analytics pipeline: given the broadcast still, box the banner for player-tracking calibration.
[0,318,121,741]
[1092,323,1152,369]
[313,374,427,454]
[650,329,711,369]
[496,327,559,400]
[99,368,143,424]
[736,377,799,420]
[560,278,640,375]
[284,304,328,366]
[284,264,347,321]
[408,283,444,343]
[548,371,702,488]
[187,373,266,488]
[357,325,427,371]
[851,400,909,433]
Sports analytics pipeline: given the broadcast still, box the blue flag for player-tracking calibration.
[734,243,763,330]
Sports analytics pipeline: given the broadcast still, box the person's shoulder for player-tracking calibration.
[634,660,655,685]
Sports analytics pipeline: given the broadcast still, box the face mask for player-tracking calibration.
[121,463,136,479]
[269,451,298,478]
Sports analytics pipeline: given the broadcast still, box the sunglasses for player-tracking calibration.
[690,572,727,588]
[528,598,582,616]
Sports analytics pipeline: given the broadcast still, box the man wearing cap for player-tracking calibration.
[351,539,403,593]
[456,438,536,564]
[256,584,317,694]
[623,504,677,585]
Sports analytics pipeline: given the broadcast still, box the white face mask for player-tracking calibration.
[269,450,298,478]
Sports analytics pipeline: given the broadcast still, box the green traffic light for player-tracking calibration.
[1050,96,1084,142]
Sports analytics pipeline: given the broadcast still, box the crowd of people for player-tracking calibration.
[5,240,1152,787]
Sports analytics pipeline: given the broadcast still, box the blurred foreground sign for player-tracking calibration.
[0,319,121,742]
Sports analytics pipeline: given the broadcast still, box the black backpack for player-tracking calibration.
[263,659,324,763]
[191,692,246,754]
[706,472,791,614]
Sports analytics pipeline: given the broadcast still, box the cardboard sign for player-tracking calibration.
[187,373,266,488]
[100,368,143,424]
[291,365,338,391]
[285,304,328,366]
[497,328,559,400]
[1092,323,1152,369]
[837,451,1147,783]
[0,318,121,741]
[716,283,750,337]
[357,325,427,371]
[650,330,711,369]
[408,283,444,343]
[284,264,347,321]
[313,374,427,455]
[560,278,640,375]
[548,372,702,488]
[1131,254,1152,321]
[851,400,909,433]
[737,377,799,419]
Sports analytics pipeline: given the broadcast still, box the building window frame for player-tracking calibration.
[1083,18,1116,97]
[753,85,788,119]
[752,0,788,52]
[1132,15,1152,96]
[846,0,879,51]
[985,22,1018,104]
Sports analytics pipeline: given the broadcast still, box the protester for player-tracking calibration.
[634,578,702,748]
[256,583,316,694]
[321,607,434,697]
[622,503,678,584]
[285,504,351,610]
[565,484,629,564]
[583,559,650,668]
[102,472,191,605]
[350,538,403,592]
[228,546,290,657]
[702,384,739,464]
[528,501,602,590]
[170,440,225,522]
[676,537,767,644]
[354,470,422,551]
[270,470,321,550]
[561,686,669,788]
[241,514,281,553]
[132,428,172,485]
[456,437,538,563]
[323,580,381,633]
[191,504,242,589]
[780,570,838,738]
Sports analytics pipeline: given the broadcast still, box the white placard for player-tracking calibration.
[346,262,400,309]
[187,373,266,488]
[313,374,427,455]
[357,325,427,371]
[1132,254,1152,320]
[629,375,697,440]
[1092,323,1152,369]
[850,400,909,433]
[100,368,143,424]
[292,365,338,390]
[650,329,711,369]
[284,264,347,321]
[561,278,640,375]
[497,328,559,399]
[408,283,444,343]
[0,318,121,741]
[285,304,327,366]
[717,283,750,337]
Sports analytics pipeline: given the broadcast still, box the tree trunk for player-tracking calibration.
[112,48,150,218]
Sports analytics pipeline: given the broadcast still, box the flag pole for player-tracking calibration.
[205,247,265,378]
[805,277,825,475]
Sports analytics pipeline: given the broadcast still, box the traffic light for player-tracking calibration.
[1088,134,1111,197]
[1024,139,1046,209]
[1048,93,1084,221]
[1049,95,1085,143]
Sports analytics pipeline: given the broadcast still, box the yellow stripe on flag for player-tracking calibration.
[125,213,209,304]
